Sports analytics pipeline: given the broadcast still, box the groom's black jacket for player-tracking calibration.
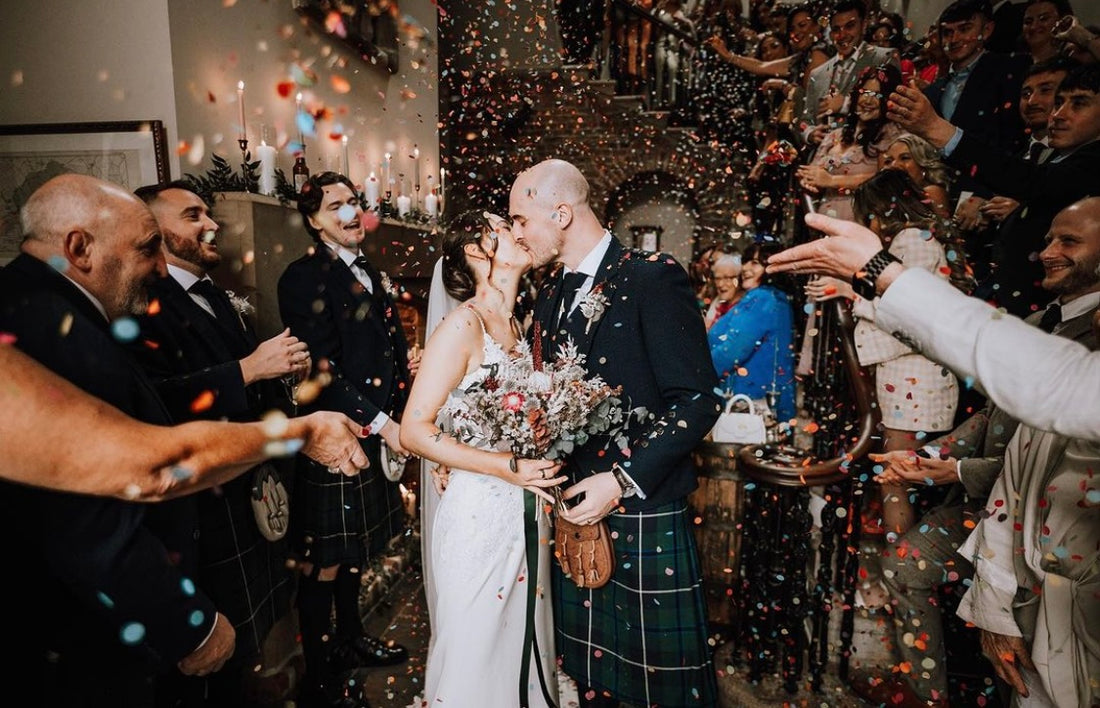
[534,238,721,510]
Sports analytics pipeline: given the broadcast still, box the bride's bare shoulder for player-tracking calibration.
[426,305,481,349]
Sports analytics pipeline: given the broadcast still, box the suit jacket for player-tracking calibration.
[533,238,722,510]
[949,134,1100,316]
[799,43,897,142]
[924,52,1028,199]
[278,244,410,425]
[0,254,216,689]
[932,304,1098,510]
[133,274,293,662]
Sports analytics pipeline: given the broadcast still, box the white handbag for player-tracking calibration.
[711,394,768,445]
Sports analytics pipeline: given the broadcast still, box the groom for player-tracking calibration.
[511,159,721,707]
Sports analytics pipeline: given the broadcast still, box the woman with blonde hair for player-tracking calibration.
[878,132,952,217]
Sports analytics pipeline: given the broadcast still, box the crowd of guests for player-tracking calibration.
[685,1,1100,706]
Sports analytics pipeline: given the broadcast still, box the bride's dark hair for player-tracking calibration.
[441,210,492,301]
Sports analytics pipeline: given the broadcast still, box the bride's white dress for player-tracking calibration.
[422,330,558,707]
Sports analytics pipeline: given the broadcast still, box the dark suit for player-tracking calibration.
[534,237,722,705]
[0,254,215,707]
[133,273,294,669]
[924,52,1028,199]
[948,134,1100,316]
[881,301,1098,700]
[277,244,410,567]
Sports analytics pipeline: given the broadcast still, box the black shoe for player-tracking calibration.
[297,679,372,708]
[346,634,409,667]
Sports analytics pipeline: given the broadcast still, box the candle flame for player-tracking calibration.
[238,80,245,91]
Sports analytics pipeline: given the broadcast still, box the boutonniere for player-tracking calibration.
[578,284,610,334]
[379,271,401,300]
[224,290,255,317]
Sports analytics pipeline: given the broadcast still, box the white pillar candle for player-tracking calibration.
[396,193,411,216]
[365,172,380,209]
[425,188,438,217]
[257,141,277,195]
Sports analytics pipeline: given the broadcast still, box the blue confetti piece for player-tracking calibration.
[47,255,69,273]
[180,578,196,596]
[97,591,115,609]
[120,622,146,645]
[188,610,206,628]
[111,317,140,342]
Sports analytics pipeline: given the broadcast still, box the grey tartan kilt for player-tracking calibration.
[289,436,407,568]
[553,500,718,707]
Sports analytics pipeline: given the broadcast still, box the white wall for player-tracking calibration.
[167,0,439,195]
[0,0,181,177]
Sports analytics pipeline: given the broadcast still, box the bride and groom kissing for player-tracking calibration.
[403,159,722,708]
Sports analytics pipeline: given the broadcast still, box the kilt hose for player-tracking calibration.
[553,500,718,707]
[290,433,407,569]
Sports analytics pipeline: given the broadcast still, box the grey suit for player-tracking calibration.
[798,42,897,143]
[881,304,1099,701]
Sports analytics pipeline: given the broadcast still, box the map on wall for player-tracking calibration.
[0,121,168,263]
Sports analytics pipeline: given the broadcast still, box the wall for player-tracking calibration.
[0,0,181,177]
[167,0,439,200]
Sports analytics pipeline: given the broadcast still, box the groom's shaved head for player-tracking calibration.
[516,159,590,210]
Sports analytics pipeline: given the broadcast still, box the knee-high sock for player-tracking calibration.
[297,574,336,686]
[334,565,364,642]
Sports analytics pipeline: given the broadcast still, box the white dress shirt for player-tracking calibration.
[562,231,612,315]
[167,263,217,318]
[875,269,1100,442]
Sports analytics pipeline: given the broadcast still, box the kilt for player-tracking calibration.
[290,434,406,568]
[196,464,294,664]
[554,500,718,707]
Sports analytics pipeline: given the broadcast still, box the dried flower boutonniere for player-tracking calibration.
[225,290,256,317]
[578,285,610,334]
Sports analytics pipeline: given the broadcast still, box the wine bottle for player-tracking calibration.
[293,155,310,193]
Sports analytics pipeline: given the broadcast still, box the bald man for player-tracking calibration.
[0,174,235,707]
[511,159,721,707]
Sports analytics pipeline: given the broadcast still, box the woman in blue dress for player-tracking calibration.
[707,241,797,426]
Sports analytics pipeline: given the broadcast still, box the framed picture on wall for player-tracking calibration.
[630,225,663,252]
[0,120,169,263]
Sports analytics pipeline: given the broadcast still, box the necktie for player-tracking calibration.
[1027,141,1046,163]
[1038,302,1061,333]
[351,256,378,297]
[190,278,240,329]
[558,271,588,324]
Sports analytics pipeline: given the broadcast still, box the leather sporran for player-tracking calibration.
[250,463,289,542]
[552,487,615,589]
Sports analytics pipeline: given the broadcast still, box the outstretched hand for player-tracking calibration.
[980,630,1034,698]
[887,82,956,148]
[767,213,883,280]
[300,411,369,475]
[870,450,958,486]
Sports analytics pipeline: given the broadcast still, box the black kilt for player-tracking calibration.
[289,434,407,569]
[554,500,718,707]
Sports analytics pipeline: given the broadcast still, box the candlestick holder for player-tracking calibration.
[415,184,421,210]
[384,190,392,205]
[238,137,251,192]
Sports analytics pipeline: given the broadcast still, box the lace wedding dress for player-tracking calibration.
[421,328,559,707]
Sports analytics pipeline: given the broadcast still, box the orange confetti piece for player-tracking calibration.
[330,75,351,94]
[190,390,215,413]
[146,298,161,315]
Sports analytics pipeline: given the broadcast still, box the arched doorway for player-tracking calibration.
[605,170,699,267]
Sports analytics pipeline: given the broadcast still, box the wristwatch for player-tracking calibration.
[851,249,901,300]
[610,464,638,498]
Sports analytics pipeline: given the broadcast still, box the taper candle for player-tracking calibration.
[237,81,246,140]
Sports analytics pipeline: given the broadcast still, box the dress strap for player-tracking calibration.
[462,303,489,336]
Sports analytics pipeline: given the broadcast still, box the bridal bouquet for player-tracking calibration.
[437,338,627,460]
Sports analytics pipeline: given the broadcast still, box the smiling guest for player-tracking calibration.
[890,61,1100,315]
[708,242,797,425]
[278,172,415,708]
[704,252,743,330]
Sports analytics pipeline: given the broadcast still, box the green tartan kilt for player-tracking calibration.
[553,500,718,707]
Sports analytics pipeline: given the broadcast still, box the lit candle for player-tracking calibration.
[413,146,420,192]
[365,171,380,210]
[295,92,304,147]
[341,135,350,177]
[237,81,246,140]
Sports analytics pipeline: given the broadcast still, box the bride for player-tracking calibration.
[400,210,565,706]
